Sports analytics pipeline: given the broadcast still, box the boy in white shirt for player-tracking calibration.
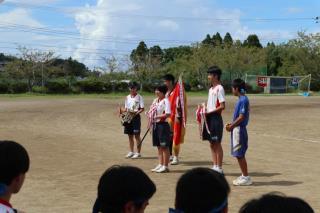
[203,66,226,174]
[123,82,144,159]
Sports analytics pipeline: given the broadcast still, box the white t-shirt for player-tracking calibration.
[125,94,144,112]
[0,201,15,213]
[207,84,225,112]
[152,98,171,122]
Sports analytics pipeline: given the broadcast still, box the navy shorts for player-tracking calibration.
[202,113,223,143]
[124,115,141,135]
[231,126,248,158]
[152,122,171,147]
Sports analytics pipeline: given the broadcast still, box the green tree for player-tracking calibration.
[266,42,282,75]
[202,34,212,46]
[243,34,262,48]
[212,32,223,46]
[223,32,233,47]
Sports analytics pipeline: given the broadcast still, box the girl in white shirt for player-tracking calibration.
[149,85,171,173]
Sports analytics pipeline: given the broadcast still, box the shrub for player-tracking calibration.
[0,81,9,93]
[46,79,70,94]
[10,81,29,93]
[77,79,105,93]
[114,81,129,92]
[32,86,47,93]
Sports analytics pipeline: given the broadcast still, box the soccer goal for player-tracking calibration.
[244,74,311,95]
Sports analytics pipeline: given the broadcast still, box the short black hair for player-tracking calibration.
[156,85,168,95]
[163,74,175,84]
[128,81,139,89]
[239,192,314,213]
[93,165,156,213]
[0,141,30,186]
[207,66,222,80]
[175,168,230,213]
[232,78,246,93]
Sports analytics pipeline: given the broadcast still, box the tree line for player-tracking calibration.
[0,32,319,94]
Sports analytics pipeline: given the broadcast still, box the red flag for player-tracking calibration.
[168,76,187,150]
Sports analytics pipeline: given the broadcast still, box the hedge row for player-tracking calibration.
[0,81,29,93]
[0,79,193,94]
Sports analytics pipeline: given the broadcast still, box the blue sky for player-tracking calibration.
[0,0,319,68]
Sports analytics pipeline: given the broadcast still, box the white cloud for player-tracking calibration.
[0,8,45,56]
[0,8,43,27]
[72,0,145,67]
[5,0,60,5]
[286,7,303,14]
[158,20,179,31]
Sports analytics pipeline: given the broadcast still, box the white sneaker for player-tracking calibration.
[125,152,134,158]
[169,156,174,161]
[233,176,252,186]
[212,166,223,174]
[131,153,141,159]
[170,156,179,165]
[151,164,162,172]
[156,165,170,173]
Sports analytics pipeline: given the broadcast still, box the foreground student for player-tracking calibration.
[170,167,230,213]
[239,192,314,213]
[226,79,252,186]
[92,165,156,213]
[0,140,30,213]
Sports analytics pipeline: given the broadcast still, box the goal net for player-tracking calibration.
[245,74,311,94]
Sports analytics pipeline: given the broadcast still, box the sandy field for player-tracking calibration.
[0,95,319,212]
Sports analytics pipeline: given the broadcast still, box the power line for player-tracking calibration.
[0,22,196,45]
[0,41,132,53]
[0,22,301,47]
[2,2,318,23]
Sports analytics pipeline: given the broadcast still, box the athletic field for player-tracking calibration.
[1,95,319,212]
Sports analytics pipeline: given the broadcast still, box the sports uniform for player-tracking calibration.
[152,98,171,147]
[231,95,250,157]
[123,94,144,135]
[203,85,225,143]
[0,199,16,213]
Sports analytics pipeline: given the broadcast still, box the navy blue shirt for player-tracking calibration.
[233,95,250,127]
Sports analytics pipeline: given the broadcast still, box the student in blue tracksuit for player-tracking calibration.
[226,78,252,186]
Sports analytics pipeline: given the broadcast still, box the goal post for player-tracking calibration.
[244,74,311,94]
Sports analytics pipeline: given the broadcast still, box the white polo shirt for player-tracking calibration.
[152,98,171,122]
[0,199,15,213]
[207,84,225,112]
[125,94,144,112]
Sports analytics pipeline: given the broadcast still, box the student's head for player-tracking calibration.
[0,140,30,196]
[155,85,168,99]
[232,79,246,96]
[174,168,230,213]
[207,66,222,82]
[128,82,139,94]
[93,165,156,213]
[239,192,314,213]
[163,74,175,88]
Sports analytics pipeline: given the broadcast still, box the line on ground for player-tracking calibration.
[186,123,320,144]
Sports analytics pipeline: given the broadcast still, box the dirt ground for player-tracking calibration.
[0,95,319,212]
